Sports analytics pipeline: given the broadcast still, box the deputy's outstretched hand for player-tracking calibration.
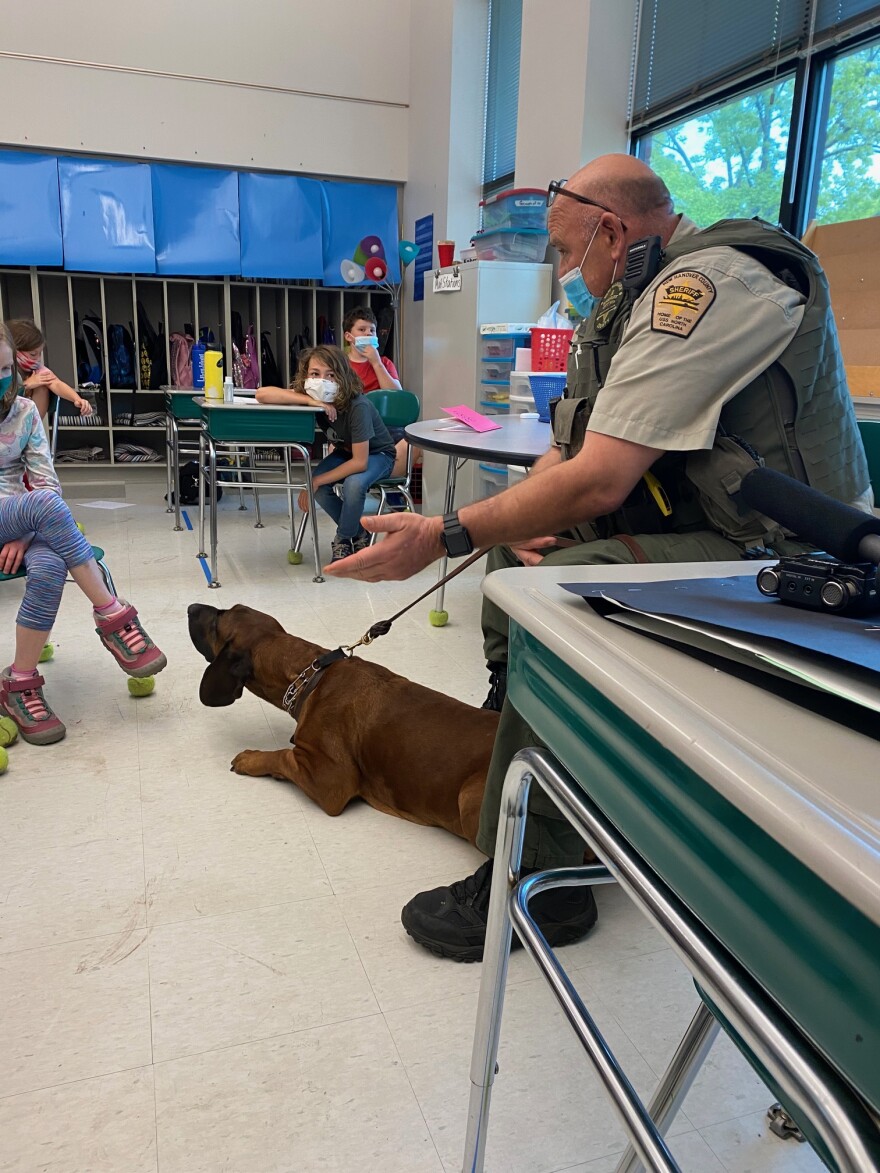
[325,512,442,581]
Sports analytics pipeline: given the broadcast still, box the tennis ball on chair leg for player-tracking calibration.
[39,643,54,663]
[75,522,86,535]
[0,746,8,774]
[128,676,155,698]
[0,716,18,747]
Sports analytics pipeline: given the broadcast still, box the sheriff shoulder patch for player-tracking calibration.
[651,270,716,338]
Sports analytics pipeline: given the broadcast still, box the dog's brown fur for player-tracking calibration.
[188,602,499,845]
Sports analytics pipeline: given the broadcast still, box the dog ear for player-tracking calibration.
[199,643,253,707]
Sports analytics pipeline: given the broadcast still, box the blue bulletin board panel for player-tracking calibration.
[321,181,400,286]
[239,172,323,279]
[59,157,156,273]
[0,152,63,266]
[413,213,434,302]
[152,165,240,275]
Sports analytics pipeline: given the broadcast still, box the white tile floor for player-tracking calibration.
[0,479,824,1172]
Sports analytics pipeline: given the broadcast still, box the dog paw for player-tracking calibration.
[231,750,269,777]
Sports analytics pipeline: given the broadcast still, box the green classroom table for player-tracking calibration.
[194,397,324,587]
[464,562,880,1173]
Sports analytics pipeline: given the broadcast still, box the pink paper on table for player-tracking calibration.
[441,405,502,432]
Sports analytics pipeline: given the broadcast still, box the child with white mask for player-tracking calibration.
[256,345,396,561]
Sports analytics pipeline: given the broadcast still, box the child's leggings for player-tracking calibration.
[0,490,95,631]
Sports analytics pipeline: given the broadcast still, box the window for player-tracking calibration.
[636,77,796,223]
[811,38,880,224]
[483,0,523,195]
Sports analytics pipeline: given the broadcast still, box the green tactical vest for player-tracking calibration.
[552,217,871,546]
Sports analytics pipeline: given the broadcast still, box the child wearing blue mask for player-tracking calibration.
[342,305,401,394]
[256,345,396,562]
[0,322,166,745]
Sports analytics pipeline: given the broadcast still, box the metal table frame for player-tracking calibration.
[403,417,551,623]
[463,747,880,1173]
[195,423,323,588]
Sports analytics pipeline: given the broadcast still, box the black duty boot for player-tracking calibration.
[481,661,508,711]
[400,859,598,962]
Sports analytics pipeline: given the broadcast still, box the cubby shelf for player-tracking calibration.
[0,268,392,472]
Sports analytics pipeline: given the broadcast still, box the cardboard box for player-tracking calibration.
[802,217,880,398]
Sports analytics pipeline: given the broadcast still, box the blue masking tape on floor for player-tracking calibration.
[0,151,63,266]
[152,165,240,276]
[59,157,156,273]
[239,172,323,280]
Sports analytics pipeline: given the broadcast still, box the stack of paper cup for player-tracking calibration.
[514,347,532,371]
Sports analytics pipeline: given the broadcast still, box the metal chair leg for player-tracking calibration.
[96,557,117,597]
[249,447,264,527]
[613,1003,720,1173]
[197,428,207,559]
[208,433,220,588]
[165,415,175,515]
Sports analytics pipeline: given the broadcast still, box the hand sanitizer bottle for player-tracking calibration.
[223,376,234,404]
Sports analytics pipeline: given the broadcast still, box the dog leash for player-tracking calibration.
[282,546,489,720]
[281,536,590,721]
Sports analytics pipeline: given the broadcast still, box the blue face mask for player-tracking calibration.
[0,374,13,398]
[558,223,603,319]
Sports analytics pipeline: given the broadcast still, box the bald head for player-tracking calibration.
[566,154,675,237]
[547,154,678,300]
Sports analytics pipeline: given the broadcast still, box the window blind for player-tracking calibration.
[483,0,523,189]
[632,0,880,129]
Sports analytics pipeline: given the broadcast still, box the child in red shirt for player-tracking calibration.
[343,305,411,479]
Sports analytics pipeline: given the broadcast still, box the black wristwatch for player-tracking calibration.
[440,511,474,558]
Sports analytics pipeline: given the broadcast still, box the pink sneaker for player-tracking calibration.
[94,602,167,678]
[0,667,66,745]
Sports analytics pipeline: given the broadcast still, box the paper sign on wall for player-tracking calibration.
[442,405,502,432]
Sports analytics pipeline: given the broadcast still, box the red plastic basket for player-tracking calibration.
[530,327,573,372]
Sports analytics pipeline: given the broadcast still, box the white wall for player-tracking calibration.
[515,0,637,186]
[401,0,488,399]
[0,0,409,181]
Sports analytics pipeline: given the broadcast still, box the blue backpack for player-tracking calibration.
[108,323,136,389]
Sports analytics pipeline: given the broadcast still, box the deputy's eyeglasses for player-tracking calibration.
[546,180,628,232]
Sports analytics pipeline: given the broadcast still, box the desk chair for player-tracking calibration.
[365,390,420,530]
[0,544,115,595]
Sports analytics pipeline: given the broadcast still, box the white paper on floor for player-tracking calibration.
[76,500,135,510]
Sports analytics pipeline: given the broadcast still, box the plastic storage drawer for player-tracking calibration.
[480,333,530,360]
[477,462,509,498]
[481,358,515,381]
[470,228,549,263]
[480,381,510,402]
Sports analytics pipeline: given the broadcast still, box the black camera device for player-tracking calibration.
[756,553,880,617]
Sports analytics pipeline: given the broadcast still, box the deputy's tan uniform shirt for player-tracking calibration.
[585,215,807,452]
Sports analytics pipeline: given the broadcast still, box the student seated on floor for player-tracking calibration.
[256,345,396,562]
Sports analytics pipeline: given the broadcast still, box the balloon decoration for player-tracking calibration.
[339,237,420,372]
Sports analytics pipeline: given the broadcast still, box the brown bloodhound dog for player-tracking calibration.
[188,602,499,846]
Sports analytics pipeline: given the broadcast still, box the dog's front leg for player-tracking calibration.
[230,747,354,817]
[231,749,293,780]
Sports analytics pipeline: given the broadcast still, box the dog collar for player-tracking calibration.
[282,647,350,722]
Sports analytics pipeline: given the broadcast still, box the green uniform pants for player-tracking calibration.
[475,530,799,866]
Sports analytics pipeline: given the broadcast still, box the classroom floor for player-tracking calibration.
[0,480,824,1173]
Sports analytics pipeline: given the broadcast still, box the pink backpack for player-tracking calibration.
[170,330,194,388]
[233,324,260,390]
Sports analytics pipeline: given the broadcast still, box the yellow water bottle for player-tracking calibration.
[204,349,224,400]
